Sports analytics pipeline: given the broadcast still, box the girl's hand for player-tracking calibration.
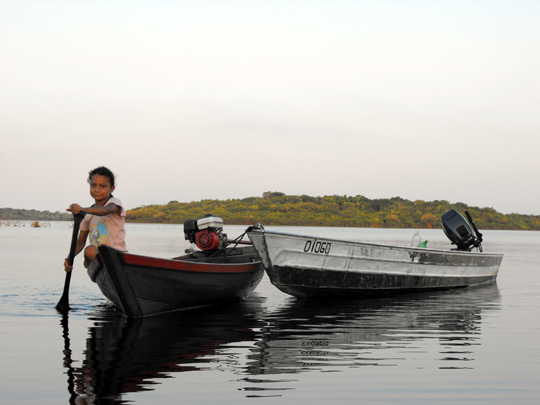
[64,258,73,273]
[67,204,82,215]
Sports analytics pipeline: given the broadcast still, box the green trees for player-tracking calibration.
[5,195,537,230]
[125,193,539,230]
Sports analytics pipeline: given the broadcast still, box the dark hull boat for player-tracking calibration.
[247,210,503,298]
[87,216,264,317]
[88,245,264,317]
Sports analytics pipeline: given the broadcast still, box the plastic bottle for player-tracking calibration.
[418,240,428,248]
[410,231,421,247]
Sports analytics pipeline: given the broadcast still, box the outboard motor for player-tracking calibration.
[184,215,227,251]
[441,209,483,251]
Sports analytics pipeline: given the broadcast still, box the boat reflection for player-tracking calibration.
[246,283,501,375]
[60,284,501,402]
[61,297,265,404]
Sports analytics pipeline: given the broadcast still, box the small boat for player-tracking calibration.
[87,216,264,317]
[247,210,503,298]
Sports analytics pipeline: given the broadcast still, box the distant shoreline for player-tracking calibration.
[3,193,539,231]
[2,218,539,232]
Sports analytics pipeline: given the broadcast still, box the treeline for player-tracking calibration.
[0,208,71,221]
[4,194,538,230]
[126,192,540,230]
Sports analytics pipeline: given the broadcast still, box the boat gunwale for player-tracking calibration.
[118,251,262,274]
[251,229,504,258]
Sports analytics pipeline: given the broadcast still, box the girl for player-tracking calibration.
[64,166,127,272]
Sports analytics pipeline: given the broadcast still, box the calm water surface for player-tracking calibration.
[1,222,539,404]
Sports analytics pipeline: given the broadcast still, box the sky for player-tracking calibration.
[1,0,539,216]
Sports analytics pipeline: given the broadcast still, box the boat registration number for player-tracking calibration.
[303,240,331,254]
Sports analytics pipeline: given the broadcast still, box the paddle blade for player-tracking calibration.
[56,269,73,312]
[55,300,71,313]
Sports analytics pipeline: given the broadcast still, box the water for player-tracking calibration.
[1,222,539,404]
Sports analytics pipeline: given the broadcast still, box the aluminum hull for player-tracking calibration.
[87,245,264,317]
[247,229,503,298]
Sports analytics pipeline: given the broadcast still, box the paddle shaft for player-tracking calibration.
[56,211,86,312]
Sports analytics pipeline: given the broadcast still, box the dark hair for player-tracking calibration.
[88,166,116,188]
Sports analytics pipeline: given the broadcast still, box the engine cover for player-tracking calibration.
[441,209,477,251]
[195,230,222,250]
[197,216,224,230]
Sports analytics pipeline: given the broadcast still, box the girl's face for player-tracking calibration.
[89,174,115,205]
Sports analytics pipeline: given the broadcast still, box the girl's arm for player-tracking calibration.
[67,203,120,216]
[64,230,89,272]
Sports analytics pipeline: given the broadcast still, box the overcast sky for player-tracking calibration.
[1,0,538,216]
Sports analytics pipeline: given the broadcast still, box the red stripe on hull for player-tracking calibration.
[119,252,260,274]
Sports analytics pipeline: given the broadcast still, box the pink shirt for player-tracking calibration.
[80,197,127,252]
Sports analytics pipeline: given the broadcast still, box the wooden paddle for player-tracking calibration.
[56,211,86,312]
